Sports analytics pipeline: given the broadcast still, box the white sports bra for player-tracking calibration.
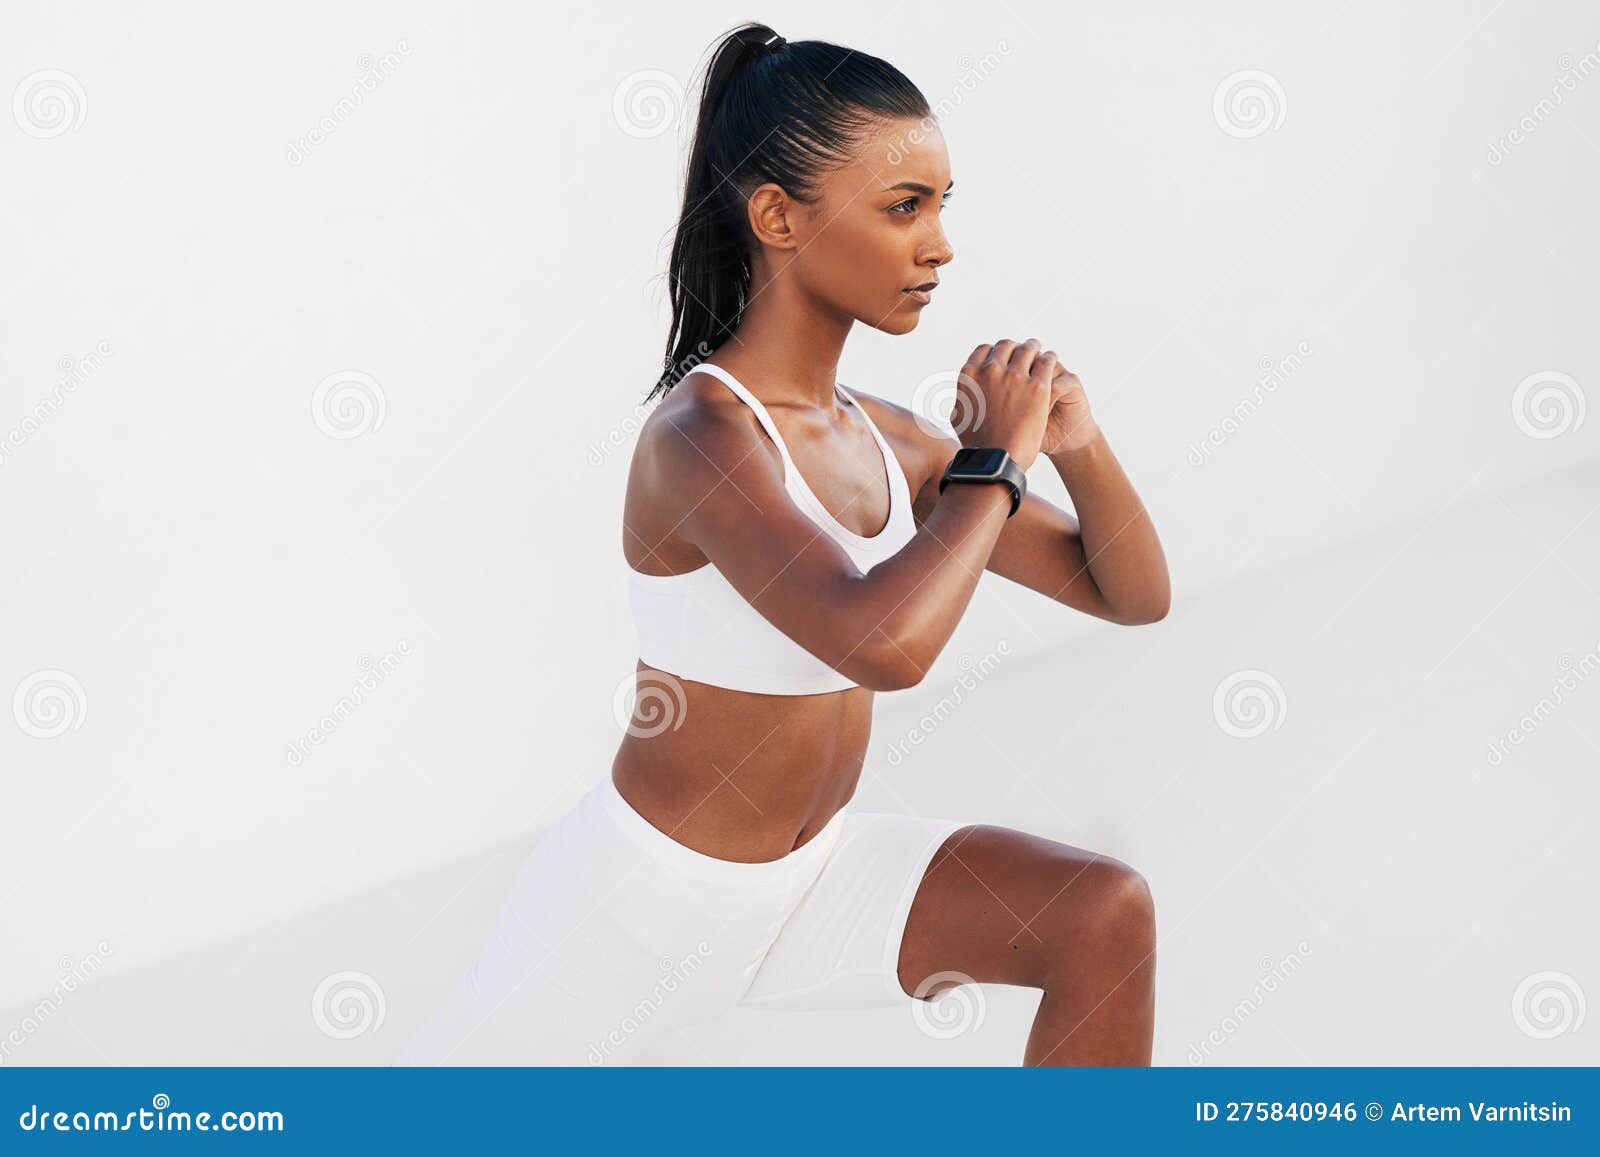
[626,362,917,695]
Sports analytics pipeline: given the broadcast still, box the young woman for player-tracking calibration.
[397,23,1170,1068]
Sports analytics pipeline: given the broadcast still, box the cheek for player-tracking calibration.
[810,220,903,297]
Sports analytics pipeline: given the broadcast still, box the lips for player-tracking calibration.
[903,282,937,305]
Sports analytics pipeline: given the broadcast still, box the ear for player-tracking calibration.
[745,182,800,251]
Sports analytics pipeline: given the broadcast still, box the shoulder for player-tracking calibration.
[633,371,783,488]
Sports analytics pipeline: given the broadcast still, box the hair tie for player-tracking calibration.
[763,32,785,49]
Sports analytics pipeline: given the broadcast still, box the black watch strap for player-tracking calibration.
[937,447,1027,517]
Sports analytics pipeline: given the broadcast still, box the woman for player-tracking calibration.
[397,23,1170,1067]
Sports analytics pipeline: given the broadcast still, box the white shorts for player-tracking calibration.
[394,774,968,1065]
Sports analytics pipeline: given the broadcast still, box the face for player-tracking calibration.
[744,115,955,335]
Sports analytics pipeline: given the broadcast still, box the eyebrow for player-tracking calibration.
[884,180,955,197]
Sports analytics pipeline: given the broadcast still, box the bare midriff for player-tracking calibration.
[609,659,875,863]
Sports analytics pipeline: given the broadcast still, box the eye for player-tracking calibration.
[889,194,953,216]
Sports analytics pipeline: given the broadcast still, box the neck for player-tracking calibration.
[711,267,853,409]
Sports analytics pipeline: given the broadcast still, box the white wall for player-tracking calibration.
[2,0,1595,1017]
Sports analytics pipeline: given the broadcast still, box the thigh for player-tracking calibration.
[396,785,782,1065]
[896,824,1146,998]
[739,811,969,1011]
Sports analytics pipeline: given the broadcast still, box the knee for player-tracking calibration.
[1066,858,1156,949]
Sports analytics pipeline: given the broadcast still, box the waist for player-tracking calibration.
[610,672,872,861]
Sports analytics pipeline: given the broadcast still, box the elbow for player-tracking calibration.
[1111,595,1170,626]
[849,638,930,692]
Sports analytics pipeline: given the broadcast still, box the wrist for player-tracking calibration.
[1046,424,1106,469]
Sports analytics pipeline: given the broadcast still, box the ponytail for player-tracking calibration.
[648,23,929,402]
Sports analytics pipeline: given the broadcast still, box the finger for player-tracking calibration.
[988,339,1017,367]
[1007,337,1042,379]
[1030,349,1060,385]
[965,343,993,367]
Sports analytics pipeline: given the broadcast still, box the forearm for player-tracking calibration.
[1047,427,1170,621]
[849,480,1015,684]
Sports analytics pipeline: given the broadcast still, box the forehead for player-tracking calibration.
[824,115,952,196]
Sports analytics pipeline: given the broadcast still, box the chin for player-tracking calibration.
[870,308,922,336]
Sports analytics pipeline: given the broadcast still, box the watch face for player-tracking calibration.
[953,447,1007,477]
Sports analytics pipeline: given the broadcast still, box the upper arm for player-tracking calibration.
[637,400,913,689]
[903,424,1128,624]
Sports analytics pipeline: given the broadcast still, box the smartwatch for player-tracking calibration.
[937,447,1027,517]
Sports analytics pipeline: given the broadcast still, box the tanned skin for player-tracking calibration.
[616,116,1171,1065]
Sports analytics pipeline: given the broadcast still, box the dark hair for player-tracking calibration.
[648,22,930,402]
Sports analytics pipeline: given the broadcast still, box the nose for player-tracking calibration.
[922,221,954,270]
